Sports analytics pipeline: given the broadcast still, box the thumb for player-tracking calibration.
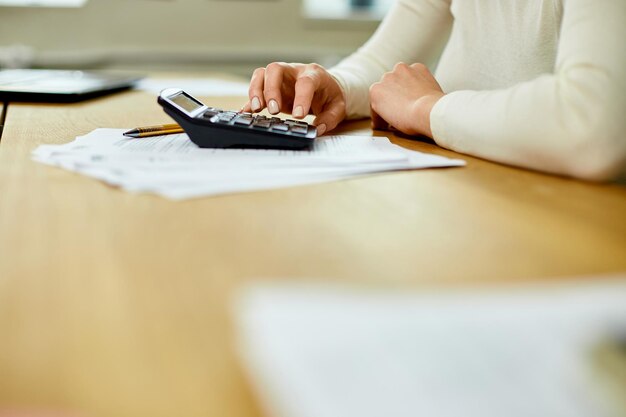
[313,101,345,136]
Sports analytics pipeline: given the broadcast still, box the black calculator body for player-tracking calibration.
[158,88,316,150]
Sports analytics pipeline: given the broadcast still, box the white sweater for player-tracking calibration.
[329,0,626,180]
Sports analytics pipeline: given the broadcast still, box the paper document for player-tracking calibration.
[235,278,626,417]
[32,129,465,199]
[136,78,249,96]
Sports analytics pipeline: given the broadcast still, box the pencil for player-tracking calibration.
[123,123,184,138]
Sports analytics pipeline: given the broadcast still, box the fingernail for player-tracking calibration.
[317,124,327,136]
[251,97,261,112]
[268,99,279,114]
[293,105,304,118]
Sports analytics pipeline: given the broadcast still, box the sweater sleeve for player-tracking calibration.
[328,0,453,119]
[430,0,626,181]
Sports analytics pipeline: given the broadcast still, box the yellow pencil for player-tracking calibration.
[123,123,184,138]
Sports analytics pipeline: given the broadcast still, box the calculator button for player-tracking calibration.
[202,110,218,118]
[290,125,308,135]
[271,123,289,132]
[253,120,271,129]
[234,117,253,126]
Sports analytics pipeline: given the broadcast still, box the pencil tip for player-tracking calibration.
[123,129,139,138]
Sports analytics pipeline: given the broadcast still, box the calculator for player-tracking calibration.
[158,88,317,150]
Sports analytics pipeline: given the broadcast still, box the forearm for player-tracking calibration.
[430,0,626,180]
[329,0,452,119]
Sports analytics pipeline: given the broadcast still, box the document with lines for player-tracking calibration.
[32,128,465,199]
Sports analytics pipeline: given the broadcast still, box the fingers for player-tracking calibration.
[248,67,266,112]
[313,99,346,136]
[247,62,327,116]
[292,64,322,119]
[246,62,347,134]
[369,81,394,131]
[263,62,288,115]
[411,62,444,90]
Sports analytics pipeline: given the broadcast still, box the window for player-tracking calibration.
[0,0,87,7]
[303,0,394,21]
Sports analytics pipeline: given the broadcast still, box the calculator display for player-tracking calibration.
[170,92,203,113]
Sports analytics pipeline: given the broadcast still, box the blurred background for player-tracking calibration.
[0,0,395,76]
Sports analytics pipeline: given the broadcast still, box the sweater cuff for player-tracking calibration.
[429,93,454,149]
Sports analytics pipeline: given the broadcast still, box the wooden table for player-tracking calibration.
[0,86,625,417]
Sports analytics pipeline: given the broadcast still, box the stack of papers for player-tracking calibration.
[32,129,465,199]
[136,78,250,96]
[235,278,626,417]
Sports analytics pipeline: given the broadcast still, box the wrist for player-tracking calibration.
[327,73,348,111]
[413,93,445,138]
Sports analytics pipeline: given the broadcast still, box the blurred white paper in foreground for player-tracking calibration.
[32,128,464,199]
[235,277,626,417]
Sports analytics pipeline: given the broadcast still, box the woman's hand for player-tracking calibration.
[369,62,445,138]
[242,62,347,136]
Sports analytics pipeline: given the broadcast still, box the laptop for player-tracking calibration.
[0,69,143,102]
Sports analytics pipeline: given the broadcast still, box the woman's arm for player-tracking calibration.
[243,0,452,134]
[329,0,453,119]
[429,0,626,181]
